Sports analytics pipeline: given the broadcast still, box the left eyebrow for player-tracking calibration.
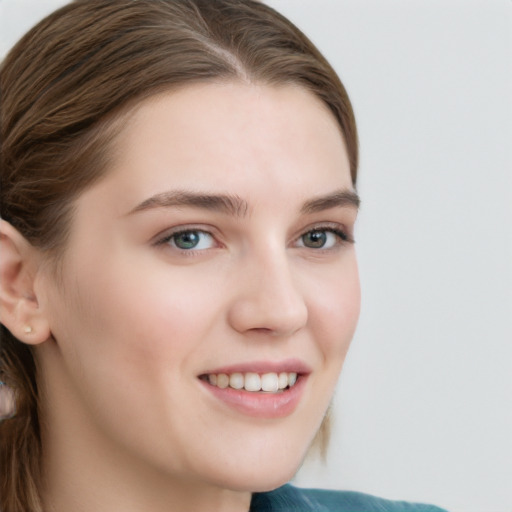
[300,189,361,214]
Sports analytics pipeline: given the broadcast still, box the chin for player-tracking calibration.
[243,470,298,493]
[216,467,298,494]
[200,442,308,494]
[200,413,327,493]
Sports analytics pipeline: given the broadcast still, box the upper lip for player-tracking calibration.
[200,359,312,376]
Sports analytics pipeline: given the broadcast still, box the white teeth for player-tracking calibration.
[217,374,229,389]
[244,373,261,392]
[278,372,288,389]
[229,373,244,390]
[261,373,279,392]
[206,371,299,393]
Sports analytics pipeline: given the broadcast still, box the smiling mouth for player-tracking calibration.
[199,372,298,393]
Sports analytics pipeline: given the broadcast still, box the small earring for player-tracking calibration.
[24,326,33,334]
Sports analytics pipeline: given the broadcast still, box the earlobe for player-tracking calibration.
[0,220,51,345]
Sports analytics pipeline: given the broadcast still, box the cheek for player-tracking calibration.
[55,256,229,396]
[307,256,361,358]
[44,259,222,432]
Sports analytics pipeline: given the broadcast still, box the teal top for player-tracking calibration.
[250,485,448,512]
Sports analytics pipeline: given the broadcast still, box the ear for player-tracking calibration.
[0,219,51,345]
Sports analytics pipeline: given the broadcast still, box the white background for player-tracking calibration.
[1,1,511,512]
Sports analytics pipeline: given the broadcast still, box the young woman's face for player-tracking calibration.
[39,83,360,492]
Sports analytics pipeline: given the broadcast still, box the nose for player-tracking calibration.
[227,250,308,338]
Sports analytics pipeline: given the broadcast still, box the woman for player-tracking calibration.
[0,1,447,510]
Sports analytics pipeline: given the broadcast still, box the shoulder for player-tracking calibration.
[250,484,449,512]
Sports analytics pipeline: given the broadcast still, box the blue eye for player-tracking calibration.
[167,230,215,250]
[298,228,348,249]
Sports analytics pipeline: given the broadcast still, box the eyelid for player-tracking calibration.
[152,225,221,250]
[151,221,354,254]
[294,222,354,246]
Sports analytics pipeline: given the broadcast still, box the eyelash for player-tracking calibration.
[154,228,218,253]
[154,224,354,254]
[298,224,355,249]
[298,226,353,250]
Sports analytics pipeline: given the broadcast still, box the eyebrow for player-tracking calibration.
[128,188,360,217]
[300,189,360,214]
[128,190,249,217]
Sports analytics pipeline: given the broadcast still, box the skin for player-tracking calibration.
[3,83,360,512]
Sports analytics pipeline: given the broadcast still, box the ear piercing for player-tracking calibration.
[24,326,33,334]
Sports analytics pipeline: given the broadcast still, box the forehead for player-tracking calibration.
[81,82,352,213]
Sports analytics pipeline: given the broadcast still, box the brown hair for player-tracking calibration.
[0,1,358,509]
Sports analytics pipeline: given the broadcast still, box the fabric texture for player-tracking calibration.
[250,484,449,512]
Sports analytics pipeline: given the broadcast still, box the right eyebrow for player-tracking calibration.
[126,190,249,218]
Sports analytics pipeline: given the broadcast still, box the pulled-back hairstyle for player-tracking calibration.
[0,1,358,510]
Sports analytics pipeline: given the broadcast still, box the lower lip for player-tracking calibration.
[200,375,307,419]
